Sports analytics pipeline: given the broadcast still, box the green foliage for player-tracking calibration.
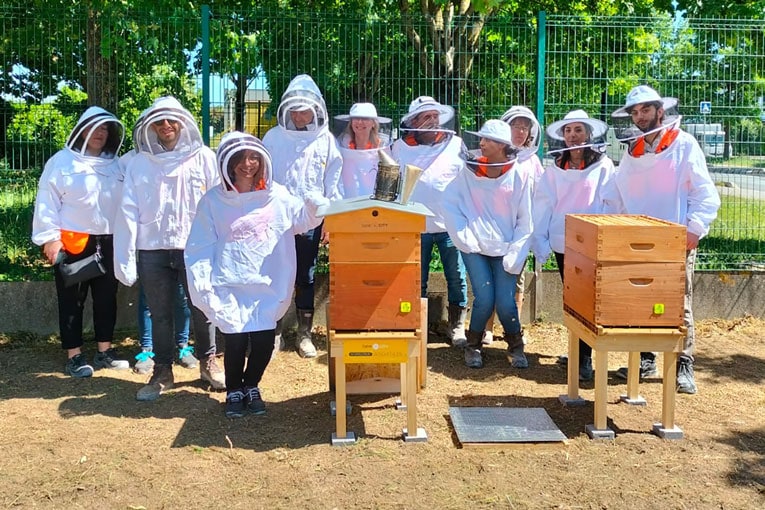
[5,104,74,170]
[0,170,50,281]
[117,64,201,151]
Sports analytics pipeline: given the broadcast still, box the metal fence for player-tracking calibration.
[1,5,764,278]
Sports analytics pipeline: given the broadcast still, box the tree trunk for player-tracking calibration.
[398,0,491,132]
[86,9,117,112]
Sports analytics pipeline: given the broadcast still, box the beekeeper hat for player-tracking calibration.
[465,119,513,146]
[612,85,678,117]
[546,110,608,141]
[400,96,454,127]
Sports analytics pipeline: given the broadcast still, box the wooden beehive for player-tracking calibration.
[563,214,687,328]
[321,197,433,393]
[324,199,427,330]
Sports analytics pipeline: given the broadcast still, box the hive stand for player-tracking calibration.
[559,312,686,440]
[329,322,428,446]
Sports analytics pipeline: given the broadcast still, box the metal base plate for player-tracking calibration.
[329,400,352,416]
[620,394,647,406]
[652,423,684,440]
[331,432,357,446]
[402,427,428,443]
[449,407,567,445]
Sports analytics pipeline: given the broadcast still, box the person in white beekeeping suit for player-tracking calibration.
[605,84,720,394]
[184,132,328,418]
[442,119,533,369]
[391,96,469,347]
[114,96,225,401]
[32,106,130,378]
[332,102,392,198]
[119,109,194,376]
[531,109,616,382]
[262,74,343,359]
[476,106,545,347]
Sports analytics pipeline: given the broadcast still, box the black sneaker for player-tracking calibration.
[244,386,266,415]
[614,356,658,380]
[65,354,93,378]
[93,348,130,370]
[676,357,697,394]
[225,390,246,418]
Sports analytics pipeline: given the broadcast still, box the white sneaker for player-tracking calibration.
[297,337,317,358]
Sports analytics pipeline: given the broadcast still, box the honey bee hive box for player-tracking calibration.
[563,214,687,328]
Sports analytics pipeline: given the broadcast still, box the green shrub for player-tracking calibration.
[6,104,74,170]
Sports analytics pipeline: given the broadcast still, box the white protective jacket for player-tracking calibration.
[602,130,720,238]
[336,133,392,199]
[531,155,615,262]
[392,135,465,233]
[184,132,328,334]
[262,74,343,202]
[113,96,220,286]
[32,107,124,246]
[442,162,533,275]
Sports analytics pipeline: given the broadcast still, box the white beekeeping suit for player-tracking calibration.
[262,74,343,202]
[113,96,220,286]
[184,132,328,334]
[33,106,125,247]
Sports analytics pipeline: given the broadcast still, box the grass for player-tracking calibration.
[0,170,51,281]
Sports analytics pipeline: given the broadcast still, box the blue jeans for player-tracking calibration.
[137,281,190,350]
[421,232,467,307]
[461,252,520,335]
[294,221,323,311]
[137,249,216,366]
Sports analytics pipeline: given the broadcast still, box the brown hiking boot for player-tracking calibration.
[136,364,174,401]
[200,355,226,390]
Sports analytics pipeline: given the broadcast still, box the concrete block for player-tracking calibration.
[559,394,587,407]
[652,423,684,440]
[585,424,615,440]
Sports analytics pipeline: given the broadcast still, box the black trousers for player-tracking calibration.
[223,329,275,391]
[54,235,117,350]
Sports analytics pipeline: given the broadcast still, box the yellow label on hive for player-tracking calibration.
[343,339,409,364]
[653,303,665,315]
[400,301,412,313]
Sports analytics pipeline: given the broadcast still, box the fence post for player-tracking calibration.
[201,5,211,146]
[530,10,547,323]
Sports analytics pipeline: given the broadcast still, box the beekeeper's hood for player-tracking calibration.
[129,105,152,154]
[611,85,681,142]
[546,109,609,156]
[216,131,272,194]
[501,105,541,157]
[136,96,204,156]
[66,106,124,159]
[276,74,328,132]
[399,96,456,139]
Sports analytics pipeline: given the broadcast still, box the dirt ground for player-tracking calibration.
[1,316,764,510]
